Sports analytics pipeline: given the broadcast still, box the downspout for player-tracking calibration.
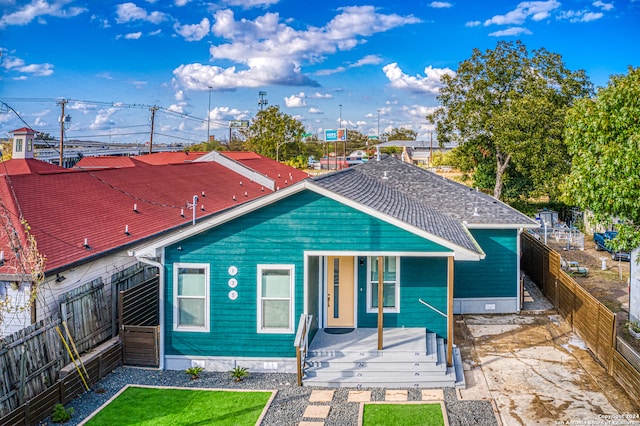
[516,228,523,312]
[137,254,165,370]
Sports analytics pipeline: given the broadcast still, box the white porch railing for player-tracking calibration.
[294,314,313,386]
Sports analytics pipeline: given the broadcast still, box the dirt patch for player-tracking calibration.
[459,314,639,425]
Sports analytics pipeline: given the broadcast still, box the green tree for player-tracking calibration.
[240,106,306,161]
[383,127,417,141]
[429,40,592,200]
[564,67,640,250]
[188,138,229,152]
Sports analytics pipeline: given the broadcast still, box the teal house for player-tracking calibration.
[133,156,537,386]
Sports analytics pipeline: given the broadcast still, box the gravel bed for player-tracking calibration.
[40,367,497,425]
[522,274,555,312]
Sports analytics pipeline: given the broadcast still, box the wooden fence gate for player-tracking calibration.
[118,275,160,367]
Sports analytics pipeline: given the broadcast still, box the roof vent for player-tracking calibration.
[382,171,389,180]
[239,181,243,186]
[261,186,264,192]
[473,207,479,217]
[83,238,91,250]
[232,195,236,201]
[200,205,205,211]
[124,225,130,236]
[244,191,248,197]
[0,251,4,266]
[180,208,185,217]
[133,203,139,213]
[201,191,206,197]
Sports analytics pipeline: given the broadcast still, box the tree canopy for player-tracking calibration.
[384,127,417,141]
[564,67,640,250]
[429,40,593,200]
[240,105,306,161]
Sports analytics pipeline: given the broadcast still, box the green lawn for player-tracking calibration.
[84,386,273,426]
[362,403,445,426]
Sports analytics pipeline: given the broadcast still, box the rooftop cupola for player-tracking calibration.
[10,127,36,160]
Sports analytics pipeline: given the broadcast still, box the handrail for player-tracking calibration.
[294,313,313,386]
[418,298,447,318]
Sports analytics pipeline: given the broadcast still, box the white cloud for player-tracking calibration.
[484,1,560,26]
[315,67,346,76]
[174,17,210,41]
[167,102,186,113]
[222,0,280,8]
[284,92,307,107]
[429,2,452,8]
[1,53,53,76]
[90,107,119,130]
[383,63,455,94]
[488,26,533,36]
[124,31,142,39]
[465,20,481,27]
[175,0,190,5]
[175,90,186,101]
[310,92,333,99]
[557,9,603,23]
[173,7,421,91]
[593,1,614,11]
[308,107,322,114]
[0,0,87,29]
[115,2,167,24]
[350,54,383,68]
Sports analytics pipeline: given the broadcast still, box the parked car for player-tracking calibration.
[593,231,631,261]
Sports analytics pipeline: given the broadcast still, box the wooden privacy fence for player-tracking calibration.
[119,275,160,367]
[0,262,157,421]
[521,231,640,401]
[0,339,121,425]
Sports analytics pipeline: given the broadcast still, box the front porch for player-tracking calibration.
[301,327,465,388]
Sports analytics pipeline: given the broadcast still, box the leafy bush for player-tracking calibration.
[186,366,204,379]
[230,366,249,382]
[52,403,74,423]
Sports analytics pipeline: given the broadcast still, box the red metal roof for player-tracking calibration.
[134,151,207,165]
[221,152,310,189]
[74,156,137,169]
[0,154,302,274]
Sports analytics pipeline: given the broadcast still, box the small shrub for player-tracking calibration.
[627,321,640,333]
[230,366,249,382]
[52,403,74,423]
[186,366,204,379]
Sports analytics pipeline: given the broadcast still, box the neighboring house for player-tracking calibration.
[0,127,307,336]
[131,155,537,378]
[376,140,457,166]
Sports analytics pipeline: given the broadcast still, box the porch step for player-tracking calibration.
[303,330,464,388]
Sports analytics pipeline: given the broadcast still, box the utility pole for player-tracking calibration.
[149,106,158,155]
[429,132,433,167]
[58,99,68,167]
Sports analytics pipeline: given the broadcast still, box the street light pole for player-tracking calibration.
[207,86,212,143]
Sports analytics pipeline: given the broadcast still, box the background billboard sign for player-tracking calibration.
[229,120,250,128]
[324,128,347,141]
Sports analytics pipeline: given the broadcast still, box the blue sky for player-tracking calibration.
[0,0,638,145]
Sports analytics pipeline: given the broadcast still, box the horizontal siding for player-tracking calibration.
[454,229,518,299]
[357,257,448,338]
[165,190,451,358]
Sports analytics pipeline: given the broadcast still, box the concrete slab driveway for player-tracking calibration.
[456,314,640,426]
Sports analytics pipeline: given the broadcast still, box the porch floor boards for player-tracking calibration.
[309,327,428,354]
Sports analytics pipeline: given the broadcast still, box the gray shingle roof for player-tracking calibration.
[313,156,538,255]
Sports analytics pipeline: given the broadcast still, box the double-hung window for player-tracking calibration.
[367,256,400,313]
[174,263,209,332]
[257,265,294,333]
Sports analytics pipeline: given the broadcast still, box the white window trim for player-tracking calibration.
[173,263,210,332]
[366,256,400,313]
[257,264,295,334]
